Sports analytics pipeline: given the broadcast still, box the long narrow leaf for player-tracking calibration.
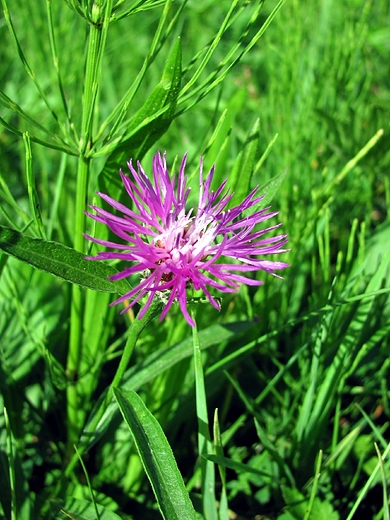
[0,225,130,294]
[114,388,196,520]
[192,315,218,520]
[229,118,260,203]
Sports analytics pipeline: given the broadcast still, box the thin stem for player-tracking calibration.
[47,151,68,240]
[66,1,112,451]
[112,300,161,388]
[64,300,161,478]
[4,408,17,520]
[1,0,70,142]
[0,90,62,139]
[46,0,74,133]
[179,0,240,99]
[192,310,217,519]
[23,132,46,239]
[177,0,283,111]
[0,115,78,155]
[66,159,89,451]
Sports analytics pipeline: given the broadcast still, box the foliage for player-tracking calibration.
[0,0,389,519]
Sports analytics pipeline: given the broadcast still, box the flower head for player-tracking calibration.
[85,152,289,326]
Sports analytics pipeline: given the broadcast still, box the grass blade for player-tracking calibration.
[213,410,229,520]
[4,407,17,520]
[374,443,390,520]
[346,442,390,520]
[23,132,46,239]
[192,313,218,520]
[55,497,123,519]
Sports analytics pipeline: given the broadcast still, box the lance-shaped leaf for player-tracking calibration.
[98,38,182,200]
[114,388,196,520]
[230,117,260,203]
[0,225,130,294]
[51,497,123,519]
[243,167,289,217]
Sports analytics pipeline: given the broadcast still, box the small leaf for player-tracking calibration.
[281,487,339,520]
[53,497,122,520]
[230,117,260,203]
[281,487,307,519]
[114,388,196,520]
[0,225,130,294]
[244,167,288,216]
[258,167,288,207]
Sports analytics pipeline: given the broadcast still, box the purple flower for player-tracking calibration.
[85,152,289,326]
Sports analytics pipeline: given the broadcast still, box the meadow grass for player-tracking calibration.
[0,0,389,519]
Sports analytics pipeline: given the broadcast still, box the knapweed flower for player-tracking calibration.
[85,152,289,326]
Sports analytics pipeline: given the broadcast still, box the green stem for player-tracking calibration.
[66,158,89,450]
[66,6,109,451]
[191,310,217,519]
[113,301,161,388]
[64,300,161,478]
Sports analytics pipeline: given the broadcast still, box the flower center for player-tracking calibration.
[153,213,215,268]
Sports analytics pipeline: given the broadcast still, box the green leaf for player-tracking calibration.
[205,454,275,481]
[258,167,289,204]
[282,487,340,520]
[53,497,122,520]
[98,38,182,199]
[242,167,288,217]
[113,388,197,520]
[192,316,218,520]
[0,225,130,294]
[258,167,288,208]
[230,117,260,203]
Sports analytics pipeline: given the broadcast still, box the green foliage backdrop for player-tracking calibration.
[0,0,389,519]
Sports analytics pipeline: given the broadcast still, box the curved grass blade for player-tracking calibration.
[0,225,130,294]
[113,388,197,520]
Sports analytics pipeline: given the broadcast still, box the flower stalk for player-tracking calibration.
[66,1,112,452]
[63,299,161,479]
